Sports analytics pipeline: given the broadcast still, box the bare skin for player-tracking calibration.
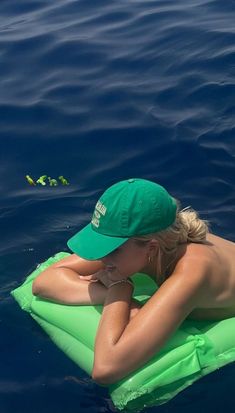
[186,233,235,320]
[32,254,141,316]
[32,232,235,384]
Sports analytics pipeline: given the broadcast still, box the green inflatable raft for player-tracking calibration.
[11,252,235,411]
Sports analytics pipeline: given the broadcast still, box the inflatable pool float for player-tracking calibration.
[11,252,235,411]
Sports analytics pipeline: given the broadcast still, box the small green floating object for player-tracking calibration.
[58,175,69,185]
[26,175,70,186]
[36,175,47,186]
[48,177,58,186]
[25,175,36,186]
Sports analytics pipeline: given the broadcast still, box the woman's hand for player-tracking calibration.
[79,271,141,319]
[79,270,117,289]
[79,269,133,289]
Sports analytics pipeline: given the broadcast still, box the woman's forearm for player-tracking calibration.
[98,283,133,344]
[32,267,107,305]
[32,267,141,316]
[93,282,133,380]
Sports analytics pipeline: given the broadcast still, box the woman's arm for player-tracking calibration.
[32,254,106,304]
[92,260,207,384]
[32,254,142,316]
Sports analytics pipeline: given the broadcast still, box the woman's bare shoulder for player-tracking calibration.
[175,241,214,274]
[172,234,235,309]
[176,231,235,268]
[206,233,235,248]
[167,243,214,305]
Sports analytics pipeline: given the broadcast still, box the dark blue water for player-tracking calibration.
[1,0,235,412]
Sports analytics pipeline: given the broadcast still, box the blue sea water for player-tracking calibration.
[1,0,235,412]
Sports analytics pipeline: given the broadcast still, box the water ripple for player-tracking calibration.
[1,1,235,411]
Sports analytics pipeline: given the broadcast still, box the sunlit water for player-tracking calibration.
[1,0,235,412]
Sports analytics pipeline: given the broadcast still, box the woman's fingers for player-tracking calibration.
[79,274,99,282]
[79,270,116,288]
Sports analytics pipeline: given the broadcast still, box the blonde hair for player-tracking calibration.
[133,200,209,277]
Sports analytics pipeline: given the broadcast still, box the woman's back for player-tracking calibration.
[186,233,235,319]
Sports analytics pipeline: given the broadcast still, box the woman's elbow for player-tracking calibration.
[32,268,56,297]
[32,273,50,296]
[92,364,118,385]
[32,278,42,296]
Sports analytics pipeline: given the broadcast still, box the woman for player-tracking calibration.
[32,178,235,385]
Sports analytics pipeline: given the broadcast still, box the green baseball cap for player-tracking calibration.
[67,178,177,260]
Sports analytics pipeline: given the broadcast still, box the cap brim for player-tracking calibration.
[67,223,128,260]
